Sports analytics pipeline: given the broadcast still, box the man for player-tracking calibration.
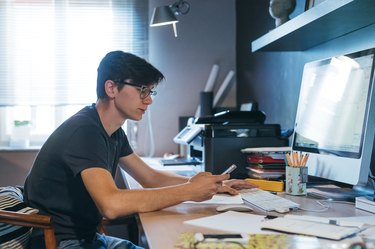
[24,51,255,249]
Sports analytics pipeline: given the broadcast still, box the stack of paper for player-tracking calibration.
[241,147,291,180]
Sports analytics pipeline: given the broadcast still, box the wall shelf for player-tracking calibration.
[251,0,375,52]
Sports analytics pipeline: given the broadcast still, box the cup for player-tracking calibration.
[285,166,308,195]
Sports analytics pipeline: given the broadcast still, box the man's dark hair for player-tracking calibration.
[97,51,165,99]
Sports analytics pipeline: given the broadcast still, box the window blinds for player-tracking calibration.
[0,0,148,106]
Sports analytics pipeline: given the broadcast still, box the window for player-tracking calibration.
[0,0,148,148]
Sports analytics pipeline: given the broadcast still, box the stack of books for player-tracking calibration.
[241,147,291,180]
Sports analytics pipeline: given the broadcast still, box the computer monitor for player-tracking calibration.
[292,48,375,200]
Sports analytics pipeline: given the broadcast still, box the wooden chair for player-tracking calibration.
[0,183,128,249]
[0,210,121,249]
[0,209,56,249]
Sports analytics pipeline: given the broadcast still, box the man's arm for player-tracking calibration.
[81,163,228,220]
[120,153,257,195]
[119,153,189,188]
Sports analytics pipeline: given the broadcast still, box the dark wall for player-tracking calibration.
[236,0,375,143]
[147,0,237,156]
[236,0,306,133]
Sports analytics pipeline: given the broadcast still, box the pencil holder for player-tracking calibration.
[285,166,308,195]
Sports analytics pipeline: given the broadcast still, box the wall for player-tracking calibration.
[236,0,375,144]
[134,0,237,157]
[0,0,237,184]
[0,150,37,186]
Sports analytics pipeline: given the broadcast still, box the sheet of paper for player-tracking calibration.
[333,215,375,225]
[184,211,277,234]
[185,194,244,205]
[284,214,374,229]
[241,146,291,153]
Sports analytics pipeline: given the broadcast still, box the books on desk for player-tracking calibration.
[247,166,285,179]
[241,147,290,180]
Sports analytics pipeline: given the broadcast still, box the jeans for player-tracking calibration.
[57,233,144,249]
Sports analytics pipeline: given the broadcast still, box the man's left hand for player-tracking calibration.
[218,179,258,195]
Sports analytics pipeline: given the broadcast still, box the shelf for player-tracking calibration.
[251,0,375,52]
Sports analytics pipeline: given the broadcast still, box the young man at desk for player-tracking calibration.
[24,51,256,249]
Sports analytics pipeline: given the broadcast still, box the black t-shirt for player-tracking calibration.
[24,103,133,243]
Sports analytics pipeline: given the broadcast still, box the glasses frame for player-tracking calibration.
[116,81,157,99]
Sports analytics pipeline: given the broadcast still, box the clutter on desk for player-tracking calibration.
[174,232,247,249]
[247,234,320,249]
[173,232,321,249]
[241,147,291,181]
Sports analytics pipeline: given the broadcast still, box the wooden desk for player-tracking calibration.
[121,167,373,249]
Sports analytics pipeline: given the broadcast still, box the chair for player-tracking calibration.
[0,185,127,249]
[0,209,56,249]
[0,209,113,249]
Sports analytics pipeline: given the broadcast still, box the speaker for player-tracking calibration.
[200,91,213,116]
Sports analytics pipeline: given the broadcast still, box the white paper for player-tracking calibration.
[333,215,375,226]
[184,211,275,234]
[204,64,220,92]
[284,214,371,229]
[185,194,244,205]
[241,146,292,153]
[213,70,235,107]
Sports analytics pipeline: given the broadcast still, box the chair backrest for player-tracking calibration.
[0,186,56,249]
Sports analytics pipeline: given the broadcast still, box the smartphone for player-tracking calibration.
[221,164,237,175]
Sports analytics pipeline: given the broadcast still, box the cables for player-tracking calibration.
[297,199,355,213]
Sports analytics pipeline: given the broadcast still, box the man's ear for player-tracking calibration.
[104,80,117,99]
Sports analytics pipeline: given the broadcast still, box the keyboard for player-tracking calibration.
[240,188,300,211]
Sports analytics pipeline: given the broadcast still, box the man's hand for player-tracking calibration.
[187,172,229,202]
[218,179,258,195]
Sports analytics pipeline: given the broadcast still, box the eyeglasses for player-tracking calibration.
[117,81,157,99]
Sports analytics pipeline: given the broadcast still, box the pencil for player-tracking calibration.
[293,152,299,167]
[285,152,292,166]
[301,153,309,166]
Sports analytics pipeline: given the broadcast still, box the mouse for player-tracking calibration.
[216,204,253,212]
[274,207,290,214]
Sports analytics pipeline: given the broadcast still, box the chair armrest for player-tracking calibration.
[0,210,57,249]
[0,209,52,229]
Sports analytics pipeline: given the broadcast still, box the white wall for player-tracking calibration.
[134,0,237,157]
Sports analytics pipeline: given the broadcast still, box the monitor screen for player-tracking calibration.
[292,48,375,189]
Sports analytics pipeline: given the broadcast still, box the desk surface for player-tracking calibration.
[120,160,374,249]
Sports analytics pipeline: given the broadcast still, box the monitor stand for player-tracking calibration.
[307,184,374,202]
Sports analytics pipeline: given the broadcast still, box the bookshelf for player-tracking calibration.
[251,0,375,52]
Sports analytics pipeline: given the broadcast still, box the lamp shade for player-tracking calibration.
[150,6,178,27]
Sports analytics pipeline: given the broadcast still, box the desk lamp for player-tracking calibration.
[150,0,190,37]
